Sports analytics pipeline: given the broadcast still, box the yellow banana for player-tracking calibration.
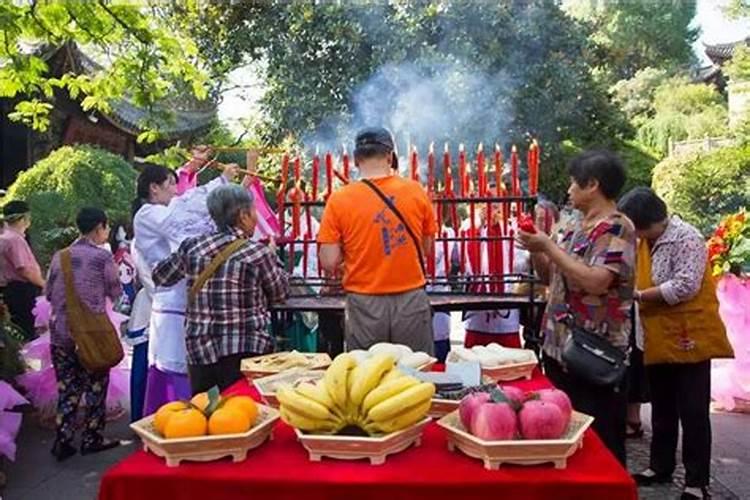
[361,375,420,414]
[349,353,396,407]
[324,353,356,410]
[380,367,405,384]
[280,408,341,433]
[295,381,335,409]
[366,382,435,423]
[365,399,431,435]
[276,385,331,420]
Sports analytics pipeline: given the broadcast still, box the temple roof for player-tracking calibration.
[41,42,216,138]
[704,37,750,65]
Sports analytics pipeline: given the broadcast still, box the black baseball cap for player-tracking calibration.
[354,127,398,170]
[2,200,30,220]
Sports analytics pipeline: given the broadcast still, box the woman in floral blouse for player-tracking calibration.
[518,150,636,466]
[619,187,733,500]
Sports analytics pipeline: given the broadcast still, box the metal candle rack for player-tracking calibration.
[274,141,542,299]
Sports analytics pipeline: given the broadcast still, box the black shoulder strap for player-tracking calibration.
[361,178,426,279]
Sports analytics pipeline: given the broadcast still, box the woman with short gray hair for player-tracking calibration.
[152,184,289,393]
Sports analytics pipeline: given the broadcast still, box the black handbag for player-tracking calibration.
[559,276,628,387]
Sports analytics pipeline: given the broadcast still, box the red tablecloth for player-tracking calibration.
[99,370,636,500]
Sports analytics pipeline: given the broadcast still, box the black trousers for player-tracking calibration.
[543,356,627,466]
[318,311,345,357]
[647,361,711,487]
[2,281,41,341]
[187,352,254,395]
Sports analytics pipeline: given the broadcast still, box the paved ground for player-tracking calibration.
[3,402,748,500]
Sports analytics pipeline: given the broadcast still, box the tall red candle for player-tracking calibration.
[312,150,320,200]
[499,228,506,293]
[477,144,486,196]
[510,145,519,196]
[303,194,312,279]
[342,146,350,181]
[494,144,502,196]
[294,155,301,185]
[458,144,466,197]
[325,152,333,201]
[427,143,435,195]
[291,184,301,238]
[430,202,441,279]
[443,143,452,195]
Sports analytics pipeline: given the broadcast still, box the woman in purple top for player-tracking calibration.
[45,208,122,461]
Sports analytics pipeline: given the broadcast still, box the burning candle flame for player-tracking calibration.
[478,143,484,153]
[444,142,449,153]
[429,142,435,154]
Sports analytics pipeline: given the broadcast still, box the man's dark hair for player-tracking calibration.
[76,207,108,234]
[567,150,626,200]
[617,187,668,230]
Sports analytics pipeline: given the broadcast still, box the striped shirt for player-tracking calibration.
[152,229,289,366]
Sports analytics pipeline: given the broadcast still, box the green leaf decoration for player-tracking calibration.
[205,386,222,415]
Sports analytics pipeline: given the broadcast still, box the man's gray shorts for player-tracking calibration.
[344,288,434,355]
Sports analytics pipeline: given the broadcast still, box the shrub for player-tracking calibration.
[652,144,750,235]
[3,145,136,266]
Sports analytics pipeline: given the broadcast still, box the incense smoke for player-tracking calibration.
[303,58,517,176]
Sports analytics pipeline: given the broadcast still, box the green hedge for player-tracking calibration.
[3,145,136,266]
[652,144,750,235]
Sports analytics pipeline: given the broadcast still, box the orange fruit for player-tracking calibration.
[153,401,190,436]
[222,396,259,426]
[208,408,251,435]
[190,392,211,412]
[163,408,208,439]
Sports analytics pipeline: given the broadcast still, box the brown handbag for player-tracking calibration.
[60,248,124,373]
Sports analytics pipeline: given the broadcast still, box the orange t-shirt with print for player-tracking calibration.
[318,176,437,294]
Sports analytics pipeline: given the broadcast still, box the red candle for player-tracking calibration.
[294,155,301,185]
[303,194,312,279]
[458,144,466,197]
[279,154,289,231]
[427,143,435,195]
[477,144,486,196]
[469,195,476,241]
[508,229,514,286]
[291,185,301,238]
[342,146,350,181]
[325,152,333,201]
[410,146,418,181]
[312,151,320,200]
[499,228,506,293]
[511,145,521,215]
[443,143,452,195]
[494,144,502,196]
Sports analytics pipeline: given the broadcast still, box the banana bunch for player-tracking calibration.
[278,352,435,436]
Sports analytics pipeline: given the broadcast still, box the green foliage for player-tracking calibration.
[636,78,728,156]
[725,45,750,82]
[560,138,658,200]
[3,146,136,266]
[652,145,750,235]
[0,1,211,141]
[567,0,699,82]
[610,67,669,122]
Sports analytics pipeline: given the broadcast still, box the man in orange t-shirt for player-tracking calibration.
[318,127,437,353]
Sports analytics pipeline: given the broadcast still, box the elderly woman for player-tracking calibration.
[518,150,636,466]
[45,208,122,461]
[618,187,733,500]
[132,156,239,413]
[152,184,289,393]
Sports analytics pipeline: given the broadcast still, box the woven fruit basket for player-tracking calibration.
[241,352,332,380]
[294,417,431,465]
[437,410,593,470]
[130,404,279,467]
[253,369,326,407]
[480,358,538,382]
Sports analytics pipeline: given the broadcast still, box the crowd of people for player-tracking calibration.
[0,126,734,500]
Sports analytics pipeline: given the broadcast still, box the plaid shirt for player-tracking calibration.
[152,229,289,366]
